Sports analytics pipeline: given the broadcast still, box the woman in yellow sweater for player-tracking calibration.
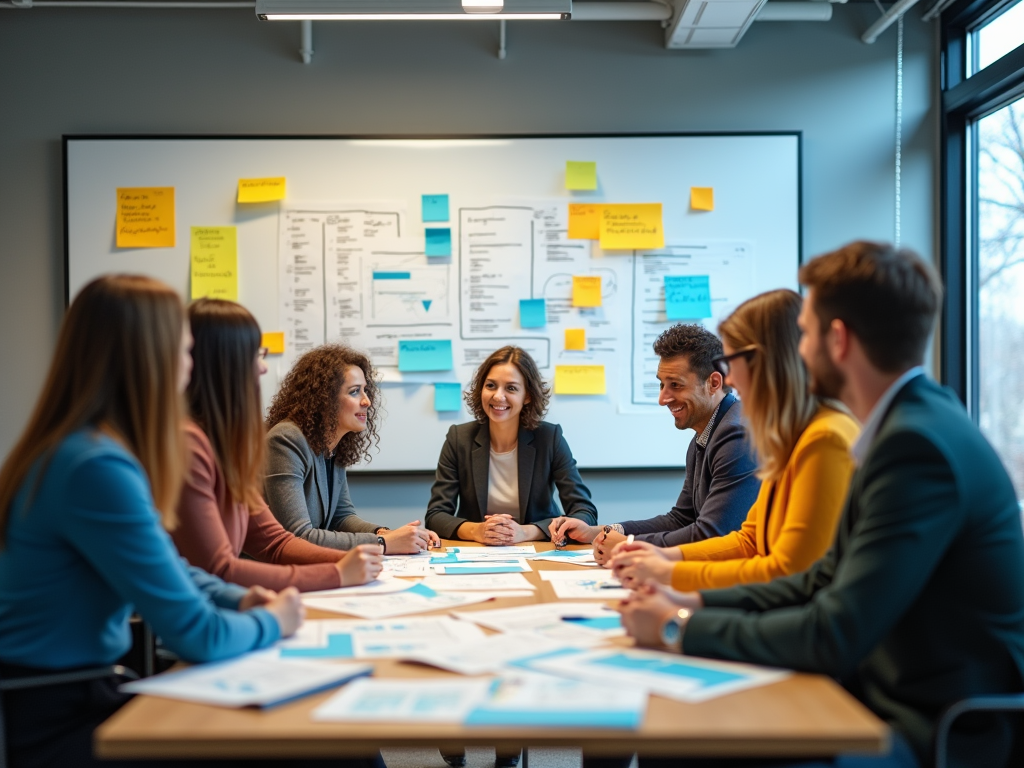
[610,289,858,593]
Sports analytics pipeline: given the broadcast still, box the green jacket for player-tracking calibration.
[684,375,1024,766]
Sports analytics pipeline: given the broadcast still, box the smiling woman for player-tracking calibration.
[425,345,598,545]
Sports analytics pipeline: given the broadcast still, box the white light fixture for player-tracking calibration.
[256,0,571,20]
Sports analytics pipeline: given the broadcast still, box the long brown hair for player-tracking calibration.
[0,275,187,546]
[265,345,381,468]
[187,299,267,514]
[465,346,550,431]
[718,289,819,482]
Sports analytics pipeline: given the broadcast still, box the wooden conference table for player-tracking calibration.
[95,542,888,761]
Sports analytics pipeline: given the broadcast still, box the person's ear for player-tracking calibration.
[706,370,724,393]
[829,318,850,362]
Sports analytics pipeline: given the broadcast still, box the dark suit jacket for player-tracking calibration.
[425,420,598,540]
[621,393,759,546]
[683,375,1024,766]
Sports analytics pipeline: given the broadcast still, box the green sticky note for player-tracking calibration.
[566,161,598,191]
[435,383,463,412]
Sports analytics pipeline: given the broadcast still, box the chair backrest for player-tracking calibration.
[934,694,1024,768]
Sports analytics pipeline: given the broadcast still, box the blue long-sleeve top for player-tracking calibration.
[0,429,280,670]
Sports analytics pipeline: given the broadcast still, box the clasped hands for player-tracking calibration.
[462,514,539,545]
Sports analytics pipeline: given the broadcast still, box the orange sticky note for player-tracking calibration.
[572,275,602,308]
[116,187,175,248]
[262,332,285,355]
[238,177,286,203]
[599,204,664,250]
[568,204,602,240]
[691,187,714,211]
[555,365,606,395]
[565,329,586,351]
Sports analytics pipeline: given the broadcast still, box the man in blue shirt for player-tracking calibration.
[550,324,760,561]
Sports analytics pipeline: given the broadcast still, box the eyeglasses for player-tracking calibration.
[257,347,269,360]
[711,345,758,377]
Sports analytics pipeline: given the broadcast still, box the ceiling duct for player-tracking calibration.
[255,0,571,20]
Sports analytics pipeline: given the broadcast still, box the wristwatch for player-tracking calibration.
[659,608,693,651]
[376,535,387,555]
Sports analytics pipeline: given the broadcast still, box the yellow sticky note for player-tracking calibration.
[568,204,602,240]
[573,275,602,308]
[555,365,606,395]
[262,332,285,355]
[565,328,586,351]
[238,177,286,203]
[190,226,238,302]
[691,187,714,211]
[599,203,665,250]
[116,187,175,248]
[566,161,598,191]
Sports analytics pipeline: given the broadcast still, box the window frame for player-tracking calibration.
[940,0,1024,413]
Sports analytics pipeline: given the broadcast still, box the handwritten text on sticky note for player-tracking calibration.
[568,204,602,240]
[565,329,586,351]
[398,340,454,372]
[691,187,714,211]
[665,275,712,320]
[237,177,286,203]
[572,276,602,308]
[555,365,606,395]
[190,226,237,301]
[566,161,598,191]
[599,204,664,250]
[116,187,175,248]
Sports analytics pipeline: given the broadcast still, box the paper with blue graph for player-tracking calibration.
[452,602,624,643]
[518,647,790,703]
[301,582,497,619]
[314,678,494,723]
[538,569,629,599]
[274,617,484,660]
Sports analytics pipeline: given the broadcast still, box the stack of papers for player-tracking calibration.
[302,582,501,619]
[274,617,485,660]
[539,570,629,600]
[516,647,791,703]
[120,655,372,708]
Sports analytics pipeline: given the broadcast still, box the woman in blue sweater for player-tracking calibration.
[0,276,305,768]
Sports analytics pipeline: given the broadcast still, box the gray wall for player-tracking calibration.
[0,6,937,527]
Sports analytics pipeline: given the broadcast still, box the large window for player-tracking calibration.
[942,0,1024,498]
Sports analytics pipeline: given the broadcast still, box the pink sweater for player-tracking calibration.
[172,422,343,592]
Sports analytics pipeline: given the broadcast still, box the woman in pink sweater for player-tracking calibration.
[171,299,383,591]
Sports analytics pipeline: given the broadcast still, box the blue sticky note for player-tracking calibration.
[425,228,452,257]
[406,582,439,598]
[435,383,463,412]
[398,340,453,372]
[280,633,354,659]
[422,194,450,222]
[519,298,547,329]
[563,616,622,631]
[665,275,712,320]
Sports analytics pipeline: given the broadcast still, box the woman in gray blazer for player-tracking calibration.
[264,345,440,554]
[426,345,598,545]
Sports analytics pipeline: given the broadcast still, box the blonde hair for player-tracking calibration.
[718,289,818,482]
[0,275,188,546]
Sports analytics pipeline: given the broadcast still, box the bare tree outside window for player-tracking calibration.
[978,99,1024,499]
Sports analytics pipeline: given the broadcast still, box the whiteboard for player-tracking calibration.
[65,134,800,471]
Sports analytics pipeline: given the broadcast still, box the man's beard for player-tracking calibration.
[808,350,845,400]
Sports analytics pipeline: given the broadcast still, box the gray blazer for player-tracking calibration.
[425,420,598,540]
[264,420,380,550]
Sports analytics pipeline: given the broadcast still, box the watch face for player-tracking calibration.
[660,618,680,647]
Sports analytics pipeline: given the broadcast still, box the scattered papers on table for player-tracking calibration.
[403,632,580,676]
[190,226,238,301]
[664,275,712,320]
[431,552,530,563]
[572,275,602,307]
[382,556,435,577]
[452,602,623,643]
[565,161,598,191]
[237,177,286,203]
[554,365,607,396]
[599,203,664,250]
[519,647,791,703]
[526,549,598,566]
[519,298,547,329]
[430,557,531,574]
[303,582,495,619]
[422,194,450,222]
[434,382,463,412]
[421,573,535,592]
[465,672,646,729]
[539,569,628,599]
[119,656,371,709]
[275,617,484,660]
[446,546,536,555]
[398,339,454,372]
[115,187,175,248]
[301,578,415,599]
[314,678,494,723]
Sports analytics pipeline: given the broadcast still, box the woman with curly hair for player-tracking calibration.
[425,345,598,546]
[265,344,439,554]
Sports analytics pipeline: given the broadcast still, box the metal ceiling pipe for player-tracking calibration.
[861,0,921,42]
[757,1,832,21]
[570,1,671,21]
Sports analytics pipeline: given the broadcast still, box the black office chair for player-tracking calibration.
[933,694,1024,768]
[0,664,140,768]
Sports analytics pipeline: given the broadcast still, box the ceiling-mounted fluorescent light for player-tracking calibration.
[256,0,571,20]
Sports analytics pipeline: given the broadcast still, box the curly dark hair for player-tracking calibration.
[652,323,725,383]
[465,346,550,431]
[265,345,381,467]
